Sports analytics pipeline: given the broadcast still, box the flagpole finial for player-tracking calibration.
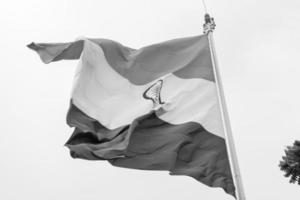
[203,13,216,34]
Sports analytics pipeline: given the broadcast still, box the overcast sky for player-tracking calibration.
[1,0,300,199]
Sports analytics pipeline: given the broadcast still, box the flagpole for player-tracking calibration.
[203,14,246,200]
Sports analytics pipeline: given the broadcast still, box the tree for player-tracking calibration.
[279,140,300,185]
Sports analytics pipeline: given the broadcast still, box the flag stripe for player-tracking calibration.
[27,40,84,63]
[28,34,214,84]
[157,75,224,138]
[66,103,235,196]
[89,35,214,84]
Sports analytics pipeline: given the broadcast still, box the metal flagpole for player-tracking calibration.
[203,14,246,200]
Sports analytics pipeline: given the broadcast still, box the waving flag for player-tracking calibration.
[28,34,236,197]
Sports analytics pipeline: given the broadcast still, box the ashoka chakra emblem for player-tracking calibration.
[143,80,164,109]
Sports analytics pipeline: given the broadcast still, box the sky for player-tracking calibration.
[0,0,300,199]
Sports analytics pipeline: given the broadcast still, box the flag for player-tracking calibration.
[28,34,236,197]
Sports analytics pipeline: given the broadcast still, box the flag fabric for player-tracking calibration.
[28,34,236,197]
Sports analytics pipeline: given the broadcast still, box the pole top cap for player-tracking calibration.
[203,13,216,34]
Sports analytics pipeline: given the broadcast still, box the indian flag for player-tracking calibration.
[28,34,236,197]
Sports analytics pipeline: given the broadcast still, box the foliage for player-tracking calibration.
[279,140,300,185]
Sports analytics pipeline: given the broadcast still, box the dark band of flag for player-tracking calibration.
[28,34,215,85]
[65,102,235,197]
